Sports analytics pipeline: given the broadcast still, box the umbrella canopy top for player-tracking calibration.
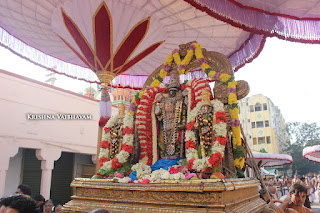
[247,151,293,167]
[1,0,320,87]
[303,145,320,163]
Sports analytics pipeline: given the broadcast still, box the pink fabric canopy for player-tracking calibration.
[0,0,319,88]
[246,151,293,167]
[303,145,320,163]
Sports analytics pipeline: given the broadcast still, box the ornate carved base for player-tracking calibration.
[63,178,266,213]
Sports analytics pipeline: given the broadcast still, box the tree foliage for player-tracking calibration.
[284,122,320,176]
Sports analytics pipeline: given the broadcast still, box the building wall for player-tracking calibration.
[0,70,100,199]
[0,69,99,154]
[4,149,23,196]
[238,94,287,154]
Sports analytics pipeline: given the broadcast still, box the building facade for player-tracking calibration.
[0,70,99,204]
[238,94,288,153]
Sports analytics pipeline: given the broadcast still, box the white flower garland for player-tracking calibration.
[98,111,135,172]
[184,80,228,172]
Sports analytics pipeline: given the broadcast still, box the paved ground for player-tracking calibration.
[312,202,320,213]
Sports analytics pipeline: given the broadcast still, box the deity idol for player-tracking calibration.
[194,90,215,159]
[94,42,248,182]
[154,69,187,159]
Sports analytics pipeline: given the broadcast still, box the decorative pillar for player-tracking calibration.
[96,87,112,172]
[36,148,61,200]
[0,140,19,197]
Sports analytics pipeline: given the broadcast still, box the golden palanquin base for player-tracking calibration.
[63,178,267,213]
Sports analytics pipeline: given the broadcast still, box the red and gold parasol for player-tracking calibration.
[1,0,320,88]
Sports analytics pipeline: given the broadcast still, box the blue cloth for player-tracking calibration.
[129,157,184,181]
[129,171,137,181]
[150,158,183,171]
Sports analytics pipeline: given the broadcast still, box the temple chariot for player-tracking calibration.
[63,42,267,213]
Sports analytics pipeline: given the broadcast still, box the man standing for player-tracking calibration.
[16,184,32,198]
[287,184,314,213]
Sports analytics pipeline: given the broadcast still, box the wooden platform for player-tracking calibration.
[63,177,266,213]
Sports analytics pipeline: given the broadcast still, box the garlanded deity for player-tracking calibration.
[154,70,187,159]
[109,103,125,158]
[194,90,215,158]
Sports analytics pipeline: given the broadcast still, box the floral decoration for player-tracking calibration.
[193,42,246,169]
[96,112,134,177]
[184,79,228,172]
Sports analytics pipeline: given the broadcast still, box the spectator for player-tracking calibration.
[0,194,39,213]
[259,188,288,213]
[52,204,62,213]
[301,176,311,208]
[16,184,32,198]
[43,200,54,213]
[33,194,45,213]
[287,183,314,213]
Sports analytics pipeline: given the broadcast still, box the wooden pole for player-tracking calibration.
[95,127,103,173]
[240,125,273,204]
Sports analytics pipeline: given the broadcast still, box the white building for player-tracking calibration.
[0,69,99,205]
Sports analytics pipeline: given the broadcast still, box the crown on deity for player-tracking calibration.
[168,69,181,90]
[201,90,212,106]
[118,103,125,118]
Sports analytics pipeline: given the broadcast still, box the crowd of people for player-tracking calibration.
[0,184,62,213]
[0,184,111,213]
[259,174,320,213]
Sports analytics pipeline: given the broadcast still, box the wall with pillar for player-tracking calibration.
[0,70,100,198]
[4,149,23,196]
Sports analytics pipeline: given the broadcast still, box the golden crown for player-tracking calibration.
[201,90,212,106]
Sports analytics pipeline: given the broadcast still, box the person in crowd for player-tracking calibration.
[300,176,311,208]
[43,200,53,213]
[292,175,301,185]
[309,175,315,203]
[15,184,32,198]
[316,175,320,203]
[0,194,39,213]
[259,188,291,213]
[287,183,314,213]
[52,204,62,213]
[269,185,279,199]
[33,195,45,213]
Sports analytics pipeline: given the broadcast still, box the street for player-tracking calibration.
[312,202,320,213]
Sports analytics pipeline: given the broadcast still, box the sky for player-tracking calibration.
[0,37,319,124]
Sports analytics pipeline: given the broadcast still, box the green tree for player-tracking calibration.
[284,122,320,176]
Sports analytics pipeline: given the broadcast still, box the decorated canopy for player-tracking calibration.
[1,0,320,88]
[246,151,293,168]
[303,145,320,163]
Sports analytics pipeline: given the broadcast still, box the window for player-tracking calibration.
[256,121,264,128]
[238,107,241,114]
[266,136,271,144]
[258,137,265,144]
[251,122,256,128]
[250,105,254,112]
[263,103,268,110]
[265,120,269,127]
[255,103,262,112]
[253,138,257,145]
